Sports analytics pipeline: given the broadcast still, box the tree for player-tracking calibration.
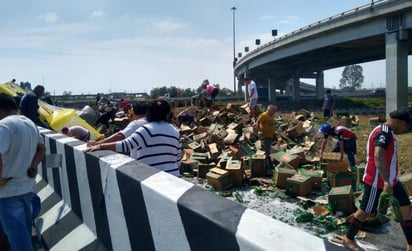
[219,87,234,96]
[150,86,197,99]
[339,64,364,91]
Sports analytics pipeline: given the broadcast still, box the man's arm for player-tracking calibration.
[319,137,327,162]
[27,144,46,178]
[87,132,124,146]
[339,140,345,161]
[374,146,393,193]
[248,88,255,100]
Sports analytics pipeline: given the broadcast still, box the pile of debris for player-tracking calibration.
[176,103,409,244]
[178,104,361,208]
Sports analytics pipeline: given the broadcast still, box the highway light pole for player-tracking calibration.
[231,6,237,95]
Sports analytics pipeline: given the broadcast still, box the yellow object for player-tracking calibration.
[0,81,103,140]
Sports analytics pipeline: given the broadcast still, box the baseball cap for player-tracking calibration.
[389,109,412,128]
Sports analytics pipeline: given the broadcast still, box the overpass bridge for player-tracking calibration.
[234,0,412,114]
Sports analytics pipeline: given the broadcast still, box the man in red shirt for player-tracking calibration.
[319,123,357,167]
[343,109,412,251]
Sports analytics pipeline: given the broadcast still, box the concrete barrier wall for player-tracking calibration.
[35,127,344,251]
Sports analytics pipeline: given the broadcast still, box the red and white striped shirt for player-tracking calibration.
[363,124,398,188]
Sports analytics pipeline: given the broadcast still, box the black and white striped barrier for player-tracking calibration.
[35,128,345,251]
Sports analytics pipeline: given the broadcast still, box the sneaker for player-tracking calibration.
[342,236,364,251]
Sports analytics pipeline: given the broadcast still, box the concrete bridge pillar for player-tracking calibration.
[316,71,325,99]
[237,79,243,97]
[385,30,408,115]
[268,78,277,103]
[292,74,301,102]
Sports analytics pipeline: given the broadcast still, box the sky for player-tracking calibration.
[0,0,409,95]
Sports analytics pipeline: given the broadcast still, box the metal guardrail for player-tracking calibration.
[236,0,388,66]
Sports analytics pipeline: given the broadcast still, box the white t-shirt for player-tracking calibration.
[248,80,259,99]
[0,115,43,198]
[120,117,148,159]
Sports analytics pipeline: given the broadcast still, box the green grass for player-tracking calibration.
[336,97,385,109]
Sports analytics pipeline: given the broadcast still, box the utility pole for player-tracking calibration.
[231,6,237,95]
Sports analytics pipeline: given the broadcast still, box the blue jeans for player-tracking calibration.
[263,137,274,168]
[0,192,33,251]
[333,137,357,167]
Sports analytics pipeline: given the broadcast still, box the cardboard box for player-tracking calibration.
[179,159,198,175]
[197,163,215,179]
[271,151,300,169]
[188,141,202,152]
[399,173,412,196]
[191,152,209,163]
[324,161,349,172]
[223,131,238,144]
[227,122,242,131]
[286,122,305,139]
[208,143,220,160]
[285,175,312,197]
[192,132,207,142]
[322,152,341,162]
[274,166,297,189]
[240,103,250,114]
[199,117,211,126]
[335,171,355,189]
[213,128,228,141]
[353,165,365,185]
[225,159,244,186]
[328,185,354,215]
[237,143,255,158]
[250,154,266,177]
[287,147,306,164]
[206,167,232,191]
[217,156,232,169]
[242,156,251,170]
[300,169,323,190]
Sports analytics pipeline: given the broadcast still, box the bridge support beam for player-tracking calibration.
[268,78,277,103]
[316,71,325,100]
[292,74,301,102]
[385,30,409,115]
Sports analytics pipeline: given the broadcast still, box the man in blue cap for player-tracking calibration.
[318,122,357,167]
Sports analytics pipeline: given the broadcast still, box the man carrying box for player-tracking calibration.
[319,123,357,168]
[255,105,277,173]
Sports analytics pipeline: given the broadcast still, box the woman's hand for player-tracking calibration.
[84,144,101,152]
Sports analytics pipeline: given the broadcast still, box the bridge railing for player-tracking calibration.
[236,0,388,66]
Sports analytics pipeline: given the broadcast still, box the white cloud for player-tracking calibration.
[278,15,299,24]
[259,15,275,21]
[90,10,104,18]
[40,12,59,23]
[153,18,185,32]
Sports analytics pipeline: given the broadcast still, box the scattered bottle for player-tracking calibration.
[378,191,403,222]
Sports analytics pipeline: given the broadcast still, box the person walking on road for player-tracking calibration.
[244,77,259,119]
[343,109,412,251]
